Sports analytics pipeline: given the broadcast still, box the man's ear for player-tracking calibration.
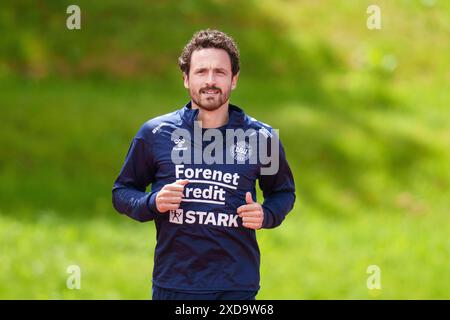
[183,72,189,89]
[231,72,239,90]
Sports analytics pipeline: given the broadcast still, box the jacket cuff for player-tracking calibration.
[261,206,273,229]
[147,191,161,215]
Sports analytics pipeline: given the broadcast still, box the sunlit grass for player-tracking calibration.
[1,206,448,299]
[0,0,449,299]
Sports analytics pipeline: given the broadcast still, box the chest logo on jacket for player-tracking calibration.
[170,123,280,176]
[175,164,239,206]
[169,209,239,228]
[230,141,252,161]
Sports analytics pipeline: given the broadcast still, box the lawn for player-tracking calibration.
[0,0,449,299]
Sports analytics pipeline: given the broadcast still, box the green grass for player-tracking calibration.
[0,78,448,299]
[0,0,449,299]
[1,206,447,299]
[0,211,153,299]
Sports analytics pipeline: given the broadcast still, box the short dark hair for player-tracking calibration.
[178,29,240,76]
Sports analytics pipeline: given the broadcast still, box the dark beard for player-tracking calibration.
[190,87,230,111]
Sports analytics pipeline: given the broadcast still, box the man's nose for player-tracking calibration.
[205,71,216,86]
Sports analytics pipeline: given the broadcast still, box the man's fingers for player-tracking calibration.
[165,184,185,192]
[156,180,190,213]
[161,203,180,211]
[237,204,253,213]
[164,181,189,196]
[159,196,183,204]
[245,192,254,204]
[160,190,184,198]
[242,222,261,229]
[175,179,189,186]
[237,204,260,214]
[239,211,263,218]
[242,216,262,223]
[165,180,189,191]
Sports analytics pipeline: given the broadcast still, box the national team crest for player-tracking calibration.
[230,141,252,161]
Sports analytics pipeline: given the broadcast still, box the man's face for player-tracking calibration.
[184,48,238,111]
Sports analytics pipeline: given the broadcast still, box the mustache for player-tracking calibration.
[200,87,221,93]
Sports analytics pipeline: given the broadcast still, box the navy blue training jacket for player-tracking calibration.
[112,101,296,292]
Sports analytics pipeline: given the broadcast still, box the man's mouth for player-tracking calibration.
[201,89,220,95]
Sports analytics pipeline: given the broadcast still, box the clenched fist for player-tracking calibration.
[237,192,264,230]
[155,179,189,213]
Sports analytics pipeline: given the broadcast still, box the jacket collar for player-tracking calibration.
[181,101,246,130]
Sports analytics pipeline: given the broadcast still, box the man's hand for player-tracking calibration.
[237,192,264,230]
[155,179,189,213]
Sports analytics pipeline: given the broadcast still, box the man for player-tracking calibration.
[112,29,296,300]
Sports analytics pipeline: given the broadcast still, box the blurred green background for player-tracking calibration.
[0,0,449,299]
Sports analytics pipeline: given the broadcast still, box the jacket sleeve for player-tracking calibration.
[258,134,296,229]
[112,137,160,222]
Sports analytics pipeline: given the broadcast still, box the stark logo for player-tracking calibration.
[168,209,240,228]
[169,209,184,224]
[230,141,252,161]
